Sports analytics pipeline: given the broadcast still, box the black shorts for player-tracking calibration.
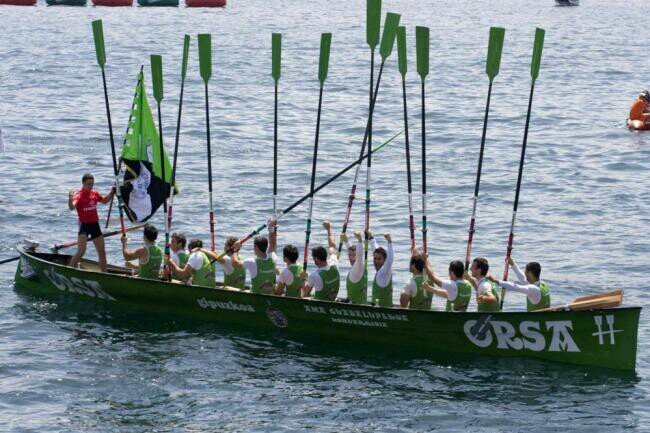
[78,222,103,240]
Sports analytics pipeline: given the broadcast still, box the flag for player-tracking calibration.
[119,72,176,223]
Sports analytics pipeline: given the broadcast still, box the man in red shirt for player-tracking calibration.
[68,173,115,272]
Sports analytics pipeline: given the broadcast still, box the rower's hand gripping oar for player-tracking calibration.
[92,20,126,237]
[464,27,505,271]
[198,34,216,252]
[397,26,416,251]
[209,129,403,265]
[272,33,281,222]
[500,28,545,310]
[168,35,191,231]
[302,33,332,274]
[336,0,381,259]
[416,26,429,255]
[151,54,171,280]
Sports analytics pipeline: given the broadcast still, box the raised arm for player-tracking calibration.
[99,187,115,204]
[68,190,76,211]
[121,236,145,261]
[323,220,336,256]
[509,257,527,283]
[268,218,278,255]
[376,234,393,283]
[423,255,443,287]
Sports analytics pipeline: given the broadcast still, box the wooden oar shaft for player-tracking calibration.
[465,79,494,270]
[302,86,325,271]
[54,223,145,251]
[337,50,376,258]
[0,256,20,265]
[273,82,278,215]
[363,51,375,264]
[420,80,427,255]
[203,83,216,252]
[401,77,415,250]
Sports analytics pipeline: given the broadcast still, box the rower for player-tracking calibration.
[169,232,189,281]
[464,257,500,312]
[211,236,246,289]
[368,231,393,307]
[121,223,162,280]
[422,258,472,312]
[275,244,303,297]
[399,250,431,310]
[301,221,340,301]
[68,173,115,272]
[166,239,216,287]
[487,257,550,311]
[628,90,650,130]
[231,220,277,294]
[341,230,367,304]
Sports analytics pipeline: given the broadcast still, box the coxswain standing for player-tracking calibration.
[121,223,162,279]
[68,173,115,272]
[487,257,550,311]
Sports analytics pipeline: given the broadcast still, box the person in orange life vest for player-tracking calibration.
[628,90,650,129]
[68,173,115,272]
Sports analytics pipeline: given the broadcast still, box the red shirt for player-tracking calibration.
[73,189,104,223]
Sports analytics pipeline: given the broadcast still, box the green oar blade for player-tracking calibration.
[379,12,400,60]
[181,35,190,80]
[151,55,163,103]
[318,33,332,85]
[416,26,429,80]
[531,27,545,81]
[397,26,407,77]
[486,27,505,81]
[272,33,281,83]
[367,0,381,49]
[198,33,212,83]
[92,20,106,68]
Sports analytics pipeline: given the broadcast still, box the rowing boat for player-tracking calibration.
[14,243,641,371]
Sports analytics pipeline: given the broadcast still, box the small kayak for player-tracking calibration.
[47,0,87,5]
[186,0,225,7]
[0,0,37,5]
[555,0,579,5]
[138,0,178,6]
[627,119,650,131]
[92,0,133,5]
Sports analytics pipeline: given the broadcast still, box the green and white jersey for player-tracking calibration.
[441,279,472,312]
[170,249,189,280]
[221,254,246,289]
[527,281,551,312]
[138,244,162,280]
[308,254,340,301]
[476,277,500,312]
[187,251,216,287]
[243,253,277,294]
[279,264,303,298]
[402,274,432,310]
[346,240,367,304]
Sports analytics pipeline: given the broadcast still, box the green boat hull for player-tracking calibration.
[14,246,641,371]
[137,0,178,6]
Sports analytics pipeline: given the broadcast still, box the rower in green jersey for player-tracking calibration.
[301,221,340,301]
[231,220,277,294]
[275,244,303,298]
[487,257,551,311]
[423,258,473,312]
[369,231,394,307]
[399,250,432,310]
[166,239,216,287]
[340,230,367,304]
[211,236,246,289]
[121,223,163,280]
[169,232,190,282]
[464,257,500,312]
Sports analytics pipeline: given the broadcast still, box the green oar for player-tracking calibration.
[397,26,416,251]
[198,33,216,252]
[302,32,332,274]
[150,54,170,279]
[92,19,126,237]
[210,129,403,263]
[465,27,505,271]
[500,28,545,309]
[105,65,144,229]
[272,33,281,220]
[168,35,190,231]
[416,26,429,255]
[336,0,381,259]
